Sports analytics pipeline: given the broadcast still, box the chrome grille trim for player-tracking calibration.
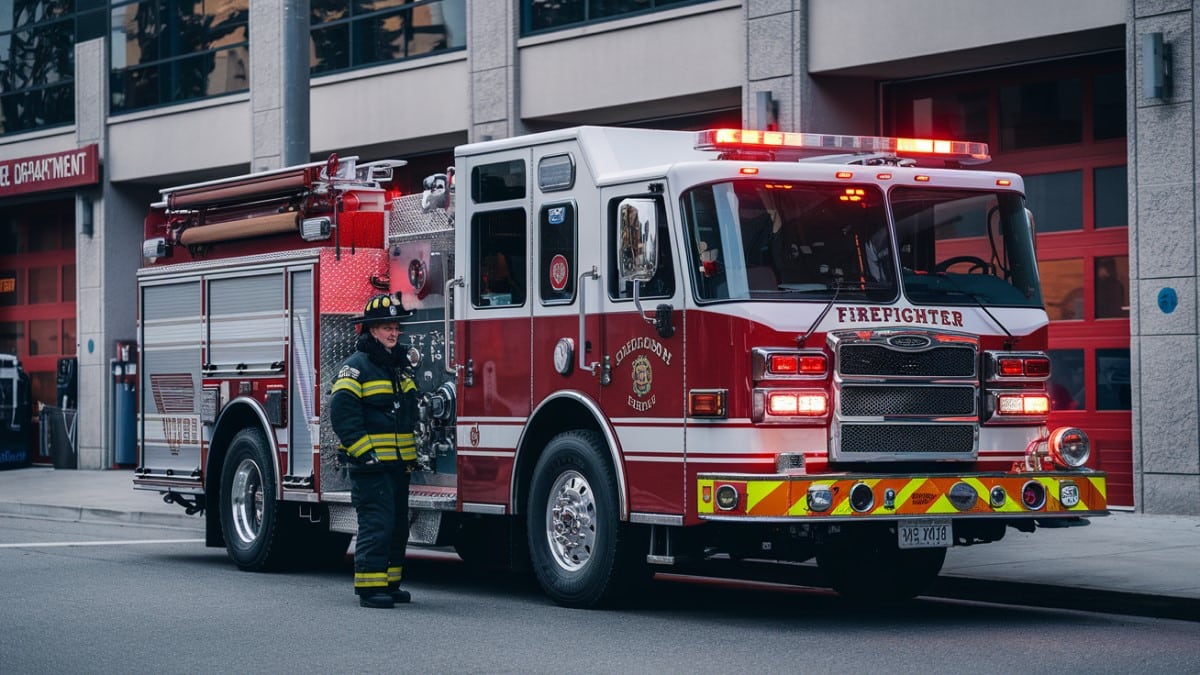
[829,329,980,462]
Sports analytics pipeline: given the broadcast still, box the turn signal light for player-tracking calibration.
[998,394,1050,415]
[688,389,727,418]
[752,389,829,423]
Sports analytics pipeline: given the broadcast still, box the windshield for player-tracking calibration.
[680,180,1043,308]
[892,187,1042,307]
[681,180,895,302]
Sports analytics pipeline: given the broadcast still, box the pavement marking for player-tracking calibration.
[0,538,204,548]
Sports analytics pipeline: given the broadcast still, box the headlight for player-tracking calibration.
[1048,427,1090,468]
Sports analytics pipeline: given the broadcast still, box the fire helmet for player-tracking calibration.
[352,293,412,326]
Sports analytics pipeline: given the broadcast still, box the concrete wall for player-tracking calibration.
[1129,0,1199,514]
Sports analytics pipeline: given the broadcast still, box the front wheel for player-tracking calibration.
[526,430,640,608]
[219,427,294,571]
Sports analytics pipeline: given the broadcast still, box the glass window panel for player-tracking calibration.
[28,219,62,252]
[1038,258,1083,321]
[1024,171,1082,233]
[1093,70,1126,140]
[1096,348,1131,410]
[111,1,161,69]
[29,266,58,304]
[1047,349,1084,411]
[527,0,584,32]
[312,0,349,24]
[1094,255,1129,319]
[999,78,1082,150]
[310,23,349,72]
[28,319,58,356]
[170,44,247,101]
[472,209,527,307]
[205,3,248,49]
[62,265,75,302]
[30,371,56,407]
[410,1,464,55]
[1094,165,1127,229]
[11,21,75,85]
[593,0,643,19]
[77,6,107,41]
[0,321,24,356]
[62,318,76,356]
[351,10,406,66]
[0,218,23,255]
[539,203,576,304]
[900,91,988,143]
[0,269,24,306]
[354,0,407,11]
[111,63,161,111]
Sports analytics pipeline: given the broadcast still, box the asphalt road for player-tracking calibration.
[2,513,1197,674]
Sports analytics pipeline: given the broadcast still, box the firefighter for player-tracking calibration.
[331,293,419,608]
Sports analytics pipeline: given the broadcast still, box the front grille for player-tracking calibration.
[840,385,975,417]
[839,344,975,377]
[840,424,975,454]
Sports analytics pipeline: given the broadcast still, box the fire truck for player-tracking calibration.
[135,126,1107,607]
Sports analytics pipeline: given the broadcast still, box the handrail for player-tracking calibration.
[444,276,464,375]
[578,266,600,374]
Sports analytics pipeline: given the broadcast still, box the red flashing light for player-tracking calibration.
[998,358,1025,377]
[835,171,854,179]
[996,179,1012,187]
[914,175,931,182]
[695,129,990,163]
[877,173,893,180]
[740,167,760,175]
[798,355,827,375]
[769,354,799,374]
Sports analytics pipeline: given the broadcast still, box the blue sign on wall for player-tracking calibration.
[1157,287,1178,314]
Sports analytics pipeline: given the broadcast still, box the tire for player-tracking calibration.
[816,525,946,602]
[219,427,294,571]
[526,430,639,608]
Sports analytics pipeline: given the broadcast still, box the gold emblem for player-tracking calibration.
[631,355,652,397]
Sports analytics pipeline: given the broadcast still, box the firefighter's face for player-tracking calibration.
[369,322,402,349]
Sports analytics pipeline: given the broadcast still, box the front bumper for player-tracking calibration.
[697,471,1107,522]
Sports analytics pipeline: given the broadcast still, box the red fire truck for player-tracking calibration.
[135,126,1107,606]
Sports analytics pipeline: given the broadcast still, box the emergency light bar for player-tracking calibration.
[696,128,990,164]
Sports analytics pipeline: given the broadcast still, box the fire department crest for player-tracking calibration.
[631,355,652,397]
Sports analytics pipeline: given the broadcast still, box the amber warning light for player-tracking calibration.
[696,129,990,164]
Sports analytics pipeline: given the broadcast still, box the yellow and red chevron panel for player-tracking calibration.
[697,472,1107,519]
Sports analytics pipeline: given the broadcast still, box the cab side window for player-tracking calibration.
[472,209,526,307]
[607,195,674,300]
[539,202,576,304]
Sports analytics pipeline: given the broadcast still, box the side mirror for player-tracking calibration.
[616,198,659,283]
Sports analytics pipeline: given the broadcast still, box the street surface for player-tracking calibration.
[1,513,1197,673]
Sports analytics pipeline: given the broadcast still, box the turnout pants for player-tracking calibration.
[350,463,410,595]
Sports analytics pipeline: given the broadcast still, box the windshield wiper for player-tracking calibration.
[799,280,842,347]
[932,274,1018,349]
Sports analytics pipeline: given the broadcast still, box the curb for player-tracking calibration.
[0,501,204,531]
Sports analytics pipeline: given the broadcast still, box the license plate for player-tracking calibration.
[897,519,951,549]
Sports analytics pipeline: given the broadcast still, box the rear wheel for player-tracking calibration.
[817,525,946,602]
[527,430,642,608]
[219,427,294,571]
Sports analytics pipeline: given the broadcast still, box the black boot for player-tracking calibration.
[358,590,395,609]
[388,587,411,604]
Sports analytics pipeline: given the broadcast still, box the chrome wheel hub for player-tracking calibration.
[230,458,264,545]
[545,470,596,572]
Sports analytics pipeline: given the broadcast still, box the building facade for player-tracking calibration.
[0,0,1194,514]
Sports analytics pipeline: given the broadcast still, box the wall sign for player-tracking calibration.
[0,144,99,198]
[1157,287,1177,314]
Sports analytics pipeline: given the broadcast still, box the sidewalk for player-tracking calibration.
[1,465,1197,618]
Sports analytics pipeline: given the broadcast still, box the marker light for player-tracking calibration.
[1021,480,1047,510]
[688,389,727,418]
[991,353,1051,380]
[754,349,827,380]
[695,129,991,163]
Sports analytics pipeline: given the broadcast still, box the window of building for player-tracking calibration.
[110,0,250,113]
[999,78,1082,150]
[522,0,702,35]
[0,1,106,135]
[1094,255,1128,319]
[310,0,465,75]
[1047,349,1084,411]
[1094,165,1128,229]
[1038,258,1083,321]
[1096,348,1131,410]
[1024,170,1083,233]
